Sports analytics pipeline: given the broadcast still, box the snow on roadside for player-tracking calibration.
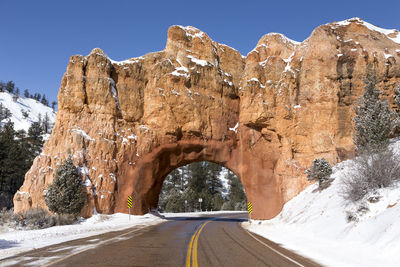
[243,140,400,267]
[0,213,164,260]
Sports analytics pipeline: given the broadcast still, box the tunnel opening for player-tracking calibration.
[157,161,247,214]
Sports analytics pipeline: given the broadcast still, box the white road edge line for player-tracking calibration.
[245,229,306,267]
[40,226,145,267]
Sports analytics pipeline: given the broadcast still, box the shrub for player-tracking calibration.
[0,208,76,230]
[341,148,400,203]
[45,157,85,215]
[305,158,332,189]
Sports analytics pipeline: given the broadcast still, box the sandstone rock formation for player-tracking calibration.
[14,18,400,219]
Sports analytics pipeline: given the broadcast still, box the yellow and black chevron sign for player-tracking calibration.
[247,202,253,214]
[127,195,133,209]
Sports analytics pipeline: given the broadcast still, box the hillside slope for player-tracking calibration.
[0,92,56,132]
[244,140,400,267]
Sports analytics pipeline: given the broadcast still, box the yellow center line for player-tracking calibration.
[186,220,211,267]
[185,228,198,267]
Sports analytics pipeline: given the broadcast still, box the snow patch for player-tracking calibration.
[187,55,209,67]
[331,17,400,44]
[71,129,94,141]
[229,122,239,133]
[384,53,393,59]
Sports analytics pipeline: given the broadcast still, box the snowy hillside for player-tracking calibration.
[244,140,400,267]
[0,92,56,132]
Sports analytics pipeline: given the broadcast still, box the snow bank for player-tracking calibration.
[0,213,163,260]
[0,92,56,132]
[244,140,400,267]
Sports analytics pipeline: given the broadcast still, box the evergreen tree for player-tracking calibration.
[27,120,44,158]
[21,109,29,119]
[223,170,246,210]
[0,103,12,121]
[0,81,5,92]
[51,101,57,110]
[305,158,332,189]
[159,162,241,212]
[353,66,393,153]
[392,85,400,135]
[24,89,30,98]
[206,163,223,196]
[42,113,51,133]
[41,94,49,106]
[0,121,30,209]
[33,93,41,101]
[5,81,14,94]
[45,157,85,215]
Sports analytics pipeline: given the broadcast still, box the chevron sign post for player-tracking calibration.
[248,202,253,221]
[128,195,133,220]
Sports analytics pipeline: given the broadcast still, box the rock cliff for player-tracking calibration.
[14,18,400,219]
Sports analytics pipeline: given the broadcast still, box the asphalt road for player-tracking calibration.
[0,213,321,267]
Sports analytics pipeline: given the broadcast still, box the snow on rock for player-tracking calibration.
[176,25,206,41]
[0,213,164,260]
[229,122,239,133]
[243,139,400,267]
[187,55,209,67]
[171,66,190,79]
[264,32,301,45]
[0,92,56,132]
[330,17,400,45]
[127,134,137,140]
[109,56,144,65]
[71,128,94,141]
[384,53,393,59]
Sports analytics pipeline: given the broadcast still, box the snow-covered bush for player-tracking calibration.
[341,148,400,203]
[305,158,332,189]
[0,208,76,230]
[45,157,85,215]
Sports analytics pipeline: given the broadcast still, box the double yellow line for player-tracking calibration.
[185,221,211,267]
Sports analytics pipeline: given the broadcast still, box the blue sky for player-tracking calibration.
[1,0,399,104]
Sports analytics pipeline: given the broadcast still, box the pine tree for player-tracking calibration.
[206,162,223,196]
[0,121,30,209]
[24,89,30,98]
[305,158,332,188]
[21,109,29,119]
[5,81,14,94]
[41,94,49,106]
[0,103,11,121]
[353,66,393,153]
[42,113,51,133]
[0,81,5,92]
[27,120,44,158]
[225,170,246,210]
[45,157,85,215]
[51,101,57,110]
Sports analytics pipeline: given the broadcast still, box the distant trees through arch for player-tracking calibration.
[158,161,247,213]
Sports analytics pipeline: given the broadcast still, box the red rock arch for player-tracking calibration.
[116,139,283,219]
